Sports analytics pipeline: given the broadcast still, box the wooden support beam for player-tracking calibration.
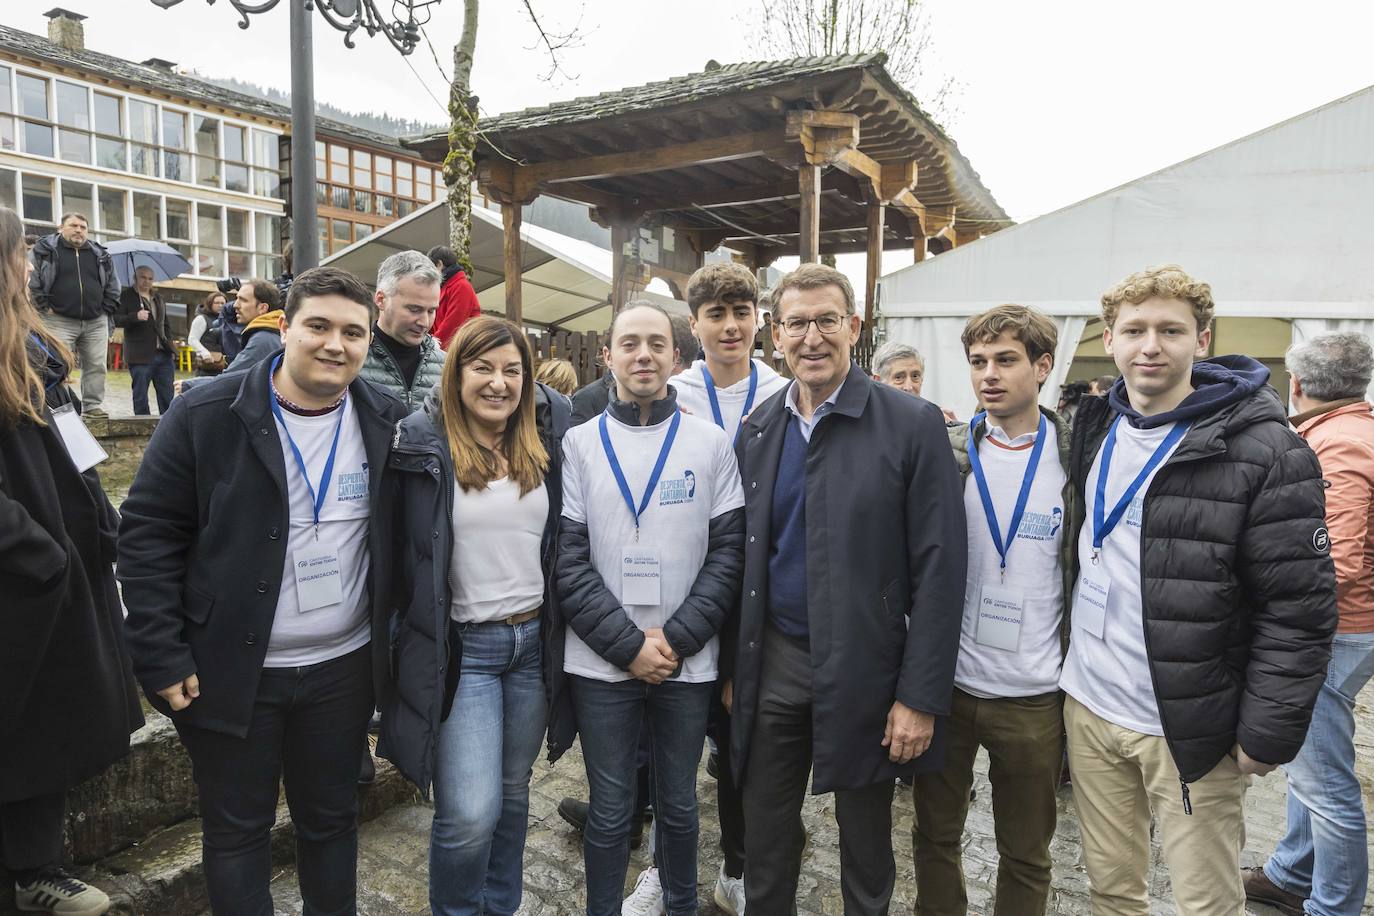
[606,209,646,312]
[909,216,926,262]
[831,147,882,190]
[798,163,821,264]
[516,129,792,188]
[879,161,919,202]
[501,200,523,327]
[641,171,858,213]
[865,201,884,326]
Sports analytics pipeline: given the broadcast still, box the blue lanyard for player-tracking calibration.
[966,411,1047,577]
[1092,416,1188,560]
[269,356,347,532]
[599,409,681,540]
[701,362,758,438]
[29,333,62,390]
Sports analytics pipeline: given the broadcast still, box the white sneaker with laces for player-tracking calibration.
[713,862,746,916]
[621,866,666,916]
[14,868,111,915]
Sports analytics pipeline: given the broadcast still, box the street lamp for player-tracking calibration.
[149,0,440,272]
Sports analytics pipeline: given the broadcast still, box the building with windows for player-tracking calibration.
[0,8,441,330]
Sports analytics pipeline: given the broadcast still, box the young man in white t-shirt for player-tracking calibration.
[912,305,1075,916]
[556,301,745,916]
[1061,265,1337,916]
[119,267,408,915]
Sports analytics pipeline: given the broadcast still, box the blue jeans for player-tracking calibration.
[129,351,174,415]
[430,617,547,916]
[1265,632,1374,916]
[572,676,713,916]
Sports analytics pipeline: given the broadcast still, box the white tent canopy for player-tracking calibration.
[324,200,683,331]
[878,84,1374,418]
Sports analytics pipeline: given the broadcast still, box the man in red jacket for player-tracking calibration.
[427,246,480,347]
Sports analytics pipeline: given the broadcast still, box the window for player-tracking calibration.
[416,165,434,202]
[253,130,280,197]
[194,116,220,188]
[94,93,125,170]
[317,216,328,260]
[226,208,248,248]
[353,151,372,189]
[376,195,395,218]
[375,156,392,193]
[316,182,328,206]
[61,180,94,224]
[161,110,189,182]
[99,187,127,236]
[397,199,414,218]
[0,169,16,211]
[396,160,413,199]
[21,174,54,225]
[129,100,157,177]
[0,67,14,152]
[197,203,224,275]
[224,125,249,193]
[355,223,373,240]
[18,74,52,158]
[330,144,348,184]
[166,198,191,241]
[255,212,282,277]
[332,218,352,249]
[352,190,373,214]
[54,81,91,164]
[132,193,161,237]
[330,185,350,209]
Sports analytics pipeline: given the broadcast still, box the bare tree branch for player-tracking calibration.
[519,0,587,83]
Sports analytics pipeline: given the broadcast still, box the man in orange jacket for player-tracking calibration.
[427,246,480,347]
[1246,331,1374,916]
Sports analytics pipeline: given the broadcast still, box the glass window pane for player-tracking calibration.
[163,111,187,149]
[131,144,157,176]
[355,223,373,240]
[375,156,392,193]
[255,167,281,199]
[397,173,413,199]
[0,67,11,114]
[329,144,349,184]
[376,195,394,218]
[60,180,93,221]
[17,74,48,119]
[0,118,14,152]
[128,100,157,142]
[417,166,434,202]
[228,250,251,275]
[223,125,245,162]
[315,140,326,164]
[195,116,220,187]
[331,185,349,209]
[353,150,371,189]
[397,199,414,218]
[22,121,53,157]
[255,213,281,255]
[317,216,328,259]
[0,169,16,211]
[21,174,54,224]
[166,198,191,240]
[225,164,249,193]
[253,130,277,168]
[132,193,161,237]
[332,219,351,246]
[316,182,328,205]
[352,190,372,214]
[58,128,90,164]
[55,82,88,129]
[226,208,248,248]
[94,93,120,134]
[196,203,223,248]
[99,188,126,234]
[197,246,224,276]
[96,137,126,170]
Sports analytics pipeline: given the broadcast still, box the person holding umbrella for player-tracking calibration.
[114,266,175,415]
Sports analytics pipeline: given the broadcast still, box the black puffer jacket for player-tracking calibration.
[1070,361,1337,783]
[375,383,571,795]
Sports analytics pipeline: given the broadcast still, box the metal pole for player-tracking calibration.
[289,0,318,272]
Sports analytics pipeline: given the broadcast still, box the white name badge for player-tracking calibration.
[1073,565,1111,639]
[976,583,1025,651]
[294,542,343,612]
[50,405,108,473]
[621,544,661,606]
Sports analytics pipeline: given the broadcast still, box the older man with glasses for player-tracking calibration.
[723,263,967,915]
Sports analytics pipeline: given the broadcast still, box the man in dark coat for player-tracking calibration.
[1059,265,1337,915]
[118,267,408,915]
[113,266,175,415]
[3,331,143,915]
[570,371,615,426]
[725,264,967,916]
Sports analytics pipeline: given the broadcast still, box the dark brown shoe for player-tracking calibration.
[1242,866,1306,916]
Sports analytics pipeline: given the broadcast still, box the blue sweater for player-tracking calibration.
[768,414,810,639]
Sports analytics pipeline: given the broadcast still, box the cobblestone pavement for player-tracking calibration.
[258,685,1374,915]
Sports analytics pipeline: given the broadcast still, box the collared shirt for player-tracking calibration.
[783,378,846,442]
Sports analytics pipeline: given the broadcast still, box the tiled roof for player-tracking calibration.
[0,21,411,155]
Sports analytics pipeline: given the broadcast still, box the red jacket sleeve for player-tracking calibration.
[432,272,482,347]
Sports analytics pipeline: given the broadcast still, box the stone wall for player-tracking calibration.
[85,416,158,502]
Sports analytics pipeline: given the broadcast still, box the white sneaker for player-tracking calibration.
[621,866,666,916]
[713,863,746,916]
[14,868,111,915]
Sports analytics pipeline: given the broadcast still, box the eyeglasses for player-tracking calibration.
[779,313,847,337]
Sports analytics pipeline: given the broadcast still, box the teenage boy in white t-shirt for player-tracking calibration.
[119,267,408,915]
[1060,265,1337,916]
[912,305,1075,916]
[556,301,745,916]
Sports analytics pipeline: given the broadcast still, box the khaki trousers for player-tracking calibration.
[1064,695,1248,916]
[912,688,1064,916]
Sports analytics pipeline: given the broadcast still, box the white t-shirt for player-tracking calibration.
[450,477,548,623]
[1060,420,1186,735]
[956,423,1067,698]
[560,408,746,683]
[266,399,373,667]
[670,358,789,440]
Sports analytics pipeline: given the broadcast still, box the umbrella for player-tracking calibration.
[104,238,193,287]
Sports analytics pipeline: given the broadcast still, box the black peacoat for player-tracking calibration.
[2,342,143,802]
[726,363,968,794]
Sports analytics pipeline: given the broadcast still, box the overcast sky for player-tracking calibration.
[13,0,1374,278]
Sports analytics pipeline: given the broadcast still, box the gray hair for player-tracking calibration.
[872,340,925,379]
[376,249,441,298]
[1285,332,1374,401]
